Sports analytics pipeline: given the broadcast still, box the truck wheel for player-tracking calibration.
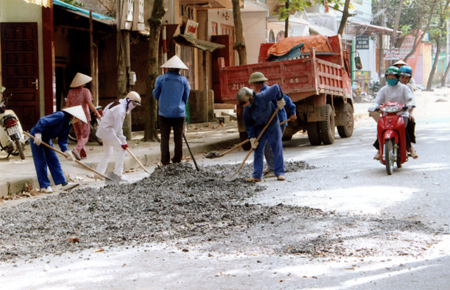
[319,104,335,145]
[337,103,354,138]
[239,132,251,151]
[307,122,321,145]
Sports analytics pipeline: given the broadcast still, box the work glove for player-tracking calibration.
[64,150,74,161]
[34,133,42,146]
[121,144,129,150]
[277,98,286,109]
[250,138,258,149]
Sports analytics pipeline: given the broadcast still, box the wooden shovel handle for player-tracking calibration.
[24,131,111,181]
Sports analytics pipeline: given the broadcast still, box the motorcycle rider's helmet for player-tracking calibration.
[400,65,413,77]
[385,66,401,78]
[126,91,141,106]
[237,87,255,105]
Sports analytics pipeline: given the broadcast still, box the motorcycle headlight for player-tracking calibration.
[380,105,402,113]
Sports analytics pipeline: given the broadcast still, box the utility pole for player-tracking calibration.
[116,0,132,139]
[378,0,386,86]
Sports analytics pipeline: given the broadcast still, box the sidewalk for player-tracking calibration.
[0,104,371,197]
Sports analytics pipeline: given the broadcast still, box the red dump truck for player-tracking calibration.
[218,34,354,148]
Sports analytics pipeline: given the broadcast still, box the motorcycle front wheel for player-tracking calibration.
[90,119,103,145]
[384,139,395,175]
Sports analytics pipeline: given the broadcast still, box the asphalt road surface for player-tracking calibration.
[0,88,449,290]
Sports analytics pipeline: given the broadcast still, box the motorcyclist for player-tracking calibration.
[368,66,418,160]
[399,65,417,145]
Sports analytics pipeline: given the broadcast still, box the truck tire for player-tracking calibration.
[307,122,321,145]
[239,132,251,151]
[337,103,354,138]
[319,104,335,145]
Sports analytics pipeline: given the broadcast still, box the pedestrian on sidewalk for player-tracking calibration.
[248,72,297,178]
[64,72,101,161]
[30,106,87,193]
[153,55,190,166]
[237,84,286,182]
[95,92,141,179]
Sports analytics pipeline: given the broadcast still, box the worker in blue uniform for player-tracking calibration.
[237,85,286,182]
[30,106,87,193]
[248,72,297,178]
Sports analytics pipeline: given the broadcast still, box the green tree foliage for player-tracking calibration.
[61,0,84,7]
[276,0,346,21]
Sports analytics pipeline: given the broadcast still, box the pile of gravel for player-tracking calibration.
[0,162,441,262]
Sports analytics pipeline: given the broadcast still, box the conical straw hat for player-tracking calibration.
[161,55,189,70]
[70,73,92,88]
[62,105,87,124]
[393,60,407,66]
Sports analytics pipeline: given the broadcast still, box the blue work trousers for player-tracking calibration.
[253,126,284,179]
[264,126,286,172]
[30,129,66,189]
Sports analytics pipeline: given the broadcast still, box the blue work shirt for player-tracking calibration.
[31,111,72,152]
[153,71,190,118]
[260,84,296,128]
[243,84,283,138]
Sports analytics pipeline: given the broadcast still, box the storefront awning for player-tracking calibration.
[173,34,225,52]
[53,0,115,26]
[348,20,397,35]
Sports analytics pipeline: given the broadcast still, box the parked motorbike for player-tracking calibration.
[68,106,103,145]
[0,87,28,160]
[376,101,409,175]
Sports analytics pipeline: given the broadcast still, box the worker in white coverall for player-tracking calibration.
[95,92,141,178]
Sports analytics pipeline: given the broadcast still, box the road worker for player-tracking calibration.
[153,55,190,166]
[95,92,141,179]
[30,105,87,193]
[237,85,286,182]
[247,72,297,178]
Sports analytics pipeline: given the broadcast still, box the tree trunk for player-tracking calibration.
[285,0,289,38]
[232,0,247,65]
[441,59,450,86]
[337,0,352,35]
[144,0,166,142]
[404,1,437,62]
[426,36,441,90]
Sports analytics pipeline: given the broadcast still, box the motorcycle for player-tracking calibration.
[68,106,103,145]
[376,101,409,175]
[0,86,28,160]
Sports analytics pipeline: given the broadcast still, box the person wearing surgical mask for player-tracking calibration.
[368,66,417,160]
[95,92,141,179]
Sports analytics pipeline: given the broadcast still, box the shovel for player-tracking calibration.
[183,133,200,171]
[224,107,280,181]
[24,131,112,181]
[115,136,151,174]
[205,119,289,159]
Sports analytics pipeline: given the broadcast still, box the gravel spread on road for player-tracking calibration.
[0,162,441,262]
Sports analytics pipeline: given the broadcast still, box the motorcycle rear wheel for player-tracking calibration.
[385,139,395,175]
[14,139,25,160]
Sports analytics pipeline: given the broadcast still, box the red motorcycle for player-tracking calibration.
[377,101,409,175]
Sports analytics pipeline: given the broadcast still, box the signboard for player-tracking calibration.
[355,36,370,50]
[384,48,400,60]
[185,19,198,37]
[399,37,415,59]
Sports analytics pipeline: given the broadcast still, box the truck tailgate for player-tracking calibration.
[219,54,347,104]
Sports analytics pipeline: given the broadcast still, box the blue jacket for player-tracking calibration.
[243,84,283,138]
[260,84,296,128]
[31,111,72,152]
[153,71,190,118]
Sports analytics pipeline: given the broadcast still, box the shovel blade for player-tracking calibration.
[205,151,223,159]
[224,171,239,182]
[105,172,121,185]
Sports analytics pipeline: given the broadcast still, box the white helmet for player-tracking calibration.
[126,91,141,105]
[237,87,254,105]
